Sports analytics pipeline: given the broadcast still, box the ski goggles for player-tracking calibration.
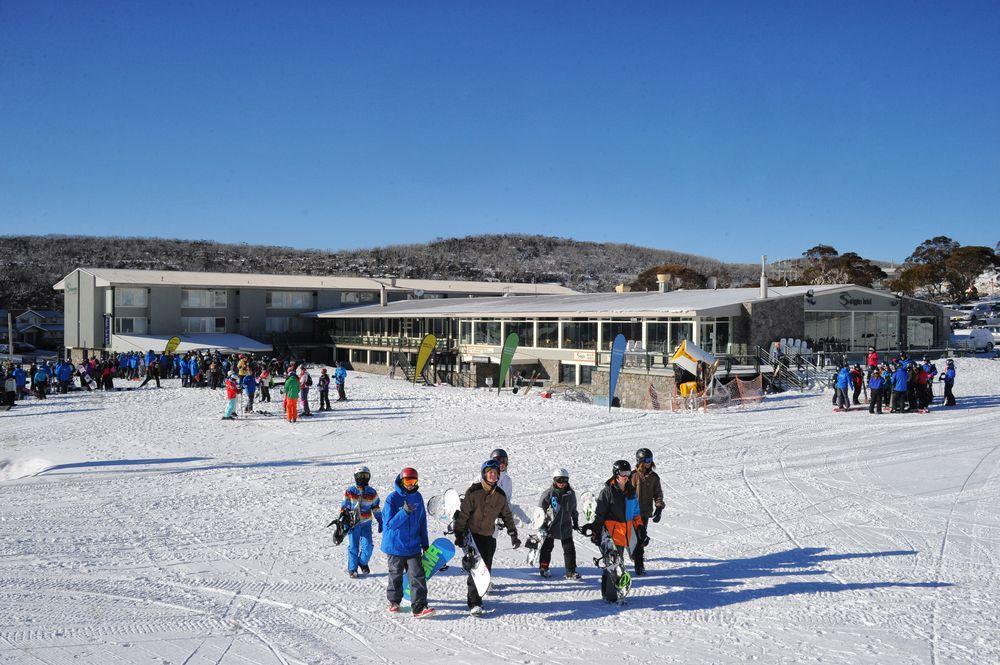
[401,477,418,488]
[554,477,568,484]
[638,456,653,464]
[355,472,371,483]
[616,469,631,477]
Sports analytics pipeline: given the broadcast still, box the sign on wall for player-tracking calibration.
[805,289,899,312]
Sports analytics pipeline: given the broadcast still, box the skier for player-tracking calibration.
[891,363,908,413]
[241,372,257,413]
[32,365,49,399]
[222,372,239,420]
[630,448,664,576]
[340,466,383,578]
[868,367,886,414]
[866,346,879,372]
[333,362,348,401]
[453,458,521,615]
[834,364,851,411]
[259,368,272,403]
[138,359,161,388]
[317,368,331,411]
[283,365,300,422]
[590,460,645,599]
[536,468,581,579]
[298,364,313,416]
[940,359,957,406]
[381,467,433,618]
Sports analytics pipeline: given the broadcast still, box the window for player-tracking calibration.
[266,291,313,309]
[537,320,559,348]
[474,320,501,345]
[907,316,936,349]
[181,289,227,308]
[505,319,535,347]
[459,320,473,345]
[579,365,594,384]
[562,319,597,350]
[114,317,147,334]
[671,321,693,350]
[369,351,388,365]
[182,317,225,333]
[342,292,376,305]
[350,349,367,363]
[603,320,642,348]
[559,363,577,384]
[115,288,147,307]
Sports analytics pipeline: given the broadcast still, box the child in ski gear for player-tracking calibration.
[283,366,300,422]
[32,366,48,399]
[453,459,520,612]
[334,362,347,401]
[834,365,851,411]
[941,359,956,406]
[850,365,864,405]
[630,448,664,576]
[318,368,331,411]
[298,364,312,416]
[381,467,432,617]
[259,369,271,403]
[241,373,257,413]
[341,466,382,577]
[223,372,239,419]
[868,369,885,414]
[537,468,580,579]
[891,364,908,413]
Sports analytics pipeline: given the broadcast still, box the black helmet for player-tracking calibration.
[612,460,632,477]
[635,448,653,464]
[354,465,371,486]
[490,448,508,465]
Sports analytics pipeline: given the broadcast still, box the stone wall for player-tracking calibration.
[744,297,805,350]
[592,367,676,409]
[900,297,949,347]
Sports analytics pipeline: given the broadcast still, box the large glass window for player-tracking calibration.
[537,320,559,348]
[671,321,693,350]
[342,292,376,305]
[559,363,577,384]
[182,317,226,333]
[181,289,227,308]
[266,291,313,309]
[603,320,642,348]
[114,317,146,334]
[474,320,501,345]
[647,322,670,353]
[907,316,936,349]
[506,319,535,347]
[805,312,853,351]
[715,320,730,354]
[459,320,473,345]
[115,288,147,307]
[562,319,597,350]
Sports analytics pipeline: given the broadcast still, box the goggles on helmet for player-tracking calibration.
[401,477,418,488]
[554,476,568,484]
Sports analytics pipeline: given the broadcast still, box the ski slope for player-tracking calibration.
[2,359,999,664]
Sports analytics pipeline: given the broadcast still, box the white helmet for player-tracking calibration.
[552,468,569,479]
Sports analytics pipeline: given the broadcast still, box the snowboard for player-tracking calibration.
[403,537,456,602]
[80,372,97,390]
[524,506,550,567]
[327,510,359,546]
[596,528,632,604]
[461,532,491,597]
[579,491,597,527]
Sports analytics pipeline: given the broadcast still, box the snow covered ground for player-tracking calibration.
[2,359,999,664]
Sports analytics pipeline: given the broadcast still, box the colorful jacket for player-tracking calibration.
[225,378,239,399]
[283,374,300,399]
[341,484,382,523]
[333,366,347,385]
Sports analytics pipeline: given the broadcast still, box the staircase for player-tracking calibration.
[756,347,832,392]
[389,338,424,383]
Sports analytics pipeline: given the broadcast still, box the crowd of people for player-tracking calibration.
[832,348,958,414]
[333,447,664,616]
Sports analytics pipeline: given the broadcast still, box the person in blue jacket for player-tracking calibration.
[891,364,909,413]
[340,466,383,578]
[179,355,189,387]
[12,365,27,400]
[868,368,885,414]
[128,353,139,380]
[940,359,957,406]
[834,365,851,411]
[57,361,74,393]
[241,372,257,413]
[188,356,200,387]
[381,467,433,617]
[32,366,49,399]
[334,362,348,401]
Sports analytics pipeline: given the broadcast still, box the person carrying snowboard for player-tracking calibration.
[630,448,664,576]
[590,460,644,601]
[381,467,433,618]
[340,466,383,578]
[259,368,272,403]
[453,458,521,615]
[537,468,581,579]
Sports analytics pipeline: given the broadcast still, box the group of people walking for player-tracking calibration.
[833,349,958,414]
[333,447,664,617]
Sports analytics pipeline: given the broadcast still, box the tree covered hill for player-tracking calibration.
[0,234,759,309]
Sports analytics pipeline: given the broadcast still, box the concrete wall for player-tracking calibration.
[149,286,181,334]
[743,296,805,350]
[592,367,676,409]
[900,296,949,347]
[63,271,80,348]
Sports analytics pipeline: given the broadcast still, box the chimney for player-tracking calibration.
[380,285,387,306]
[707,276,718,290]
[759,255,768,299]
[614,283,631,293]
[390,276,397,287]
[656,273,670,293]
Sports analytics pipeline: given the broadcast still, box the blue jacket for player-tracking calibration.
[13,368,26,386]
[145,351,155,366]
[380,476,429,557]
[869,374,884,391]
[33,370,48,385]
[835,367,851,390]
[943,367,955,385]
[188,358,199,376]
[892,367,908,392]
[241,375,257,394]
[334,367,347,385]
[56,363,74,381]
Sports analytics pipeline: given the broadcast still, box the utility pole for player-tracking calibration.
[6,311,13,363]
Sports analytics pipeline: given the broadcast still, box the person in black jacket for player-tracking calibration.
[536,469,581,580]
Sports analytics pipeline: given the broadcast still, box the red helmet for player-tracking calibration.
[400,467,418,480]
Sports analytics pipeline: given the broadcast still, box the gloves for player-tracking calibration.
[401,501,415,514]
[590,531,601,546]
[377,520,383,534]
[510,536,521,550]
[454,531,466,547]
[652,506,663,523]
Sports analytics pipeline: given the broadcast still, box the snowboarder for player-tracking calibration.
[334,362,347,401]
[590,460,644,601]
[340,466,382,578]
[453,459,521,615]
[317,368,331,411]
[138,360,161,389]
[630,448,664,576]
[283,365,300,422]
[222,372,239,419]
[381,467,434,618]
[536,468,581,579]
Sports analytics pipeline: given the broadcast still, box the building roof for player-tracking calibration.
[52,267,577,296]
[112,333,272,354]
[304,284,867,319]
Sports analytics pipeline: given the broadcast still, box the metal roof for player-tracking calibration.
[304,284,864,319]
[52,268,576,296]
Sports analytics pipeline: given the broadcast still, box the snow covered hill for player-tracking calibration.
[2,359,999,664]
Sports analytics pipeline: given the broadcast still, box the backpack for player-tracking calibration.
[306,373,313,387]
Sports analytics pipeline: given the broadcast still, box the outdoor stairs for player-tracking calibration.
[756,347,832,392]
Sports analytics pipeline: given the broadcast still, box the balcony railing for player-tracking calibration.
[330,334,454,351]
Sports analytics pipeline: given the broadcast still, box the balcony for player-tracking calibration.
[330,334,454,351]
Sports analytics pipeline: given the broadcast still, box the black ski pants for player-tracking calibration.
[891,390,907,412]
[540,535,576,573]
[260,385,270,402]
[468,533,496,608]
[868,389,883,414]
[319,389,331,410]
[139,369,160,388]
[944,382,956,406]
[336,383,346,401]
[852,385,862,405]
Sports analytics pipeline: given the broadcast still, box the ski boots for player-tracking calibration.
[348,571,358,579]
[469,606,484,617]
[359,564,370,575]
[539,567,551,578]
[634,565,646,577]
[388,602,400,613]
[412,607,435,618]
[565,571,582,580]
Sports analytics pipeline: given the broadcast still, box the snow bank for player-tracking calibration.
[0,457,51,481]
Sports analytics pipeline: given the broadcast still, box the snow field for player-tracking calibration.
[1,359,999,664]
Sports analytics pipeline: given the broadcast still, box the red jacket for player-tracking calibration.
[866,352,879,368]
[225,378,239,399]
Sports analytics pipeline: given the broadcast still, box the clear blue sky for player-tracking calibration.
[2,1,997,263]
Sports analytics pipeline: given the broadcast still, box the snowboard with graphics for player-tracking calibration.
[403,537,456,602]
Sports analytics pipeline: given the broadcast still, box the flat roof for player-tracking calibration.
[305,284,866,319]
[52,267,577,296]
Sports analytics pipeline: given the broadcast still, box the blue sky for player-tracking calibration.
[2,1,997,263]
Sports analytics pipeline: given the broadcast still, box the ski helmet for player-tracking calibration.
[635,448,654,464]
[354,465,371,486]
[481,459,502,484]
[400,467,418,480]
[552,468,569,483]
[490,448,508,466]
[612,459,632,478]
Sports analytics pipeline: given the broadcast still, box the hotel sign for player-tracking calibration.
[805,290,899,312]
